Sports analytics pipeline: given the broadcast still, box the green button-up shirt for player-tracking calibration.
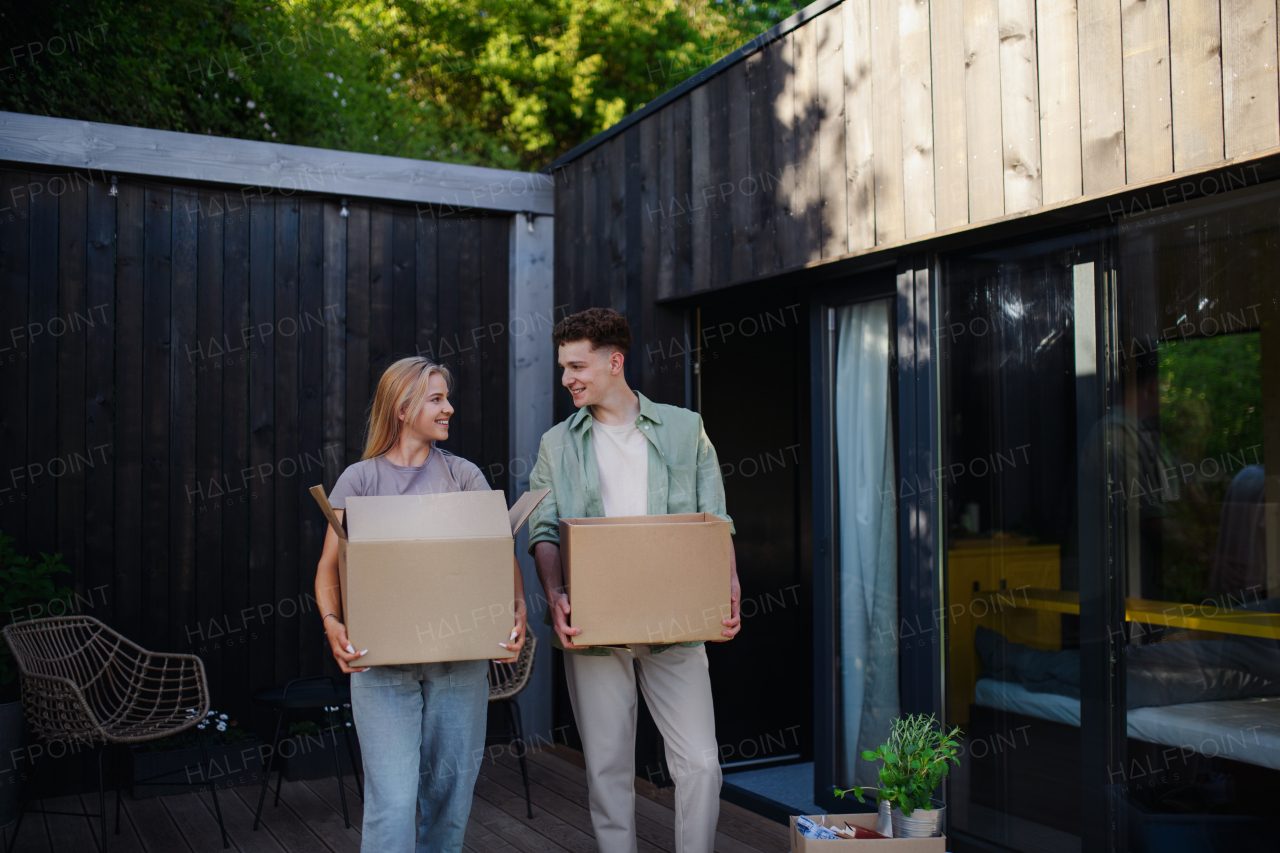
[527,391,734,656]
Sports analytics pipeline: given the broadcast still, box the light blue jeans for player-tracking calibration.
[350,660,489,853]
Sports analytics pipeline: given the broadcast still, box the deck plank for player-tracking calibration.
[160,791,241,853]
[300,776,363,833]
[23,747,791,853]
[9,800,54,853]
[465,816,519,852]
[230,784,335,853]
[468,795,573,853]
[491,753,670,850]
[193,788,288,853]
[272,780,360,853]
[80,792,147,853]
[532,748,786,853]
[473,773,596,853]
[44,794,100,852]
[483,756,667,853]
[522,750,677,849]
[125,794,192,853]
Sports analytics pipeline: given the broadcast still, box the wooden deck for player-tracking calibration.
[2,746,789,853]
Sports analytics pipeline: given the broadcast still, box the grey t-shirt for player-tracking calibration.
[327,448,490,508]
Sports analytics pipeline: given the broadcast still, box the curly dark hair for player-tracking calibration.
[551,307,632,355]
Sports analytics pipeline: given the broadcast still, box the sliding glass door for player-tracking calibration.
[940,182,1280,853]
[940,235,1101,853]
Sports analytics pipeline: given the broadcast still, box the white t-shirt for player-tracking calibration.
[591,417,650,517]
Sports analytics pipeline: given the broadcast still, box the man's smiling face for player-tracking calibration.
[558,339,620,409]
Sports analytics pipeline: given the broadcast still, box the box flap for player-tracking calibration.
[508,488,551,536]
[346,490,511,540]
[309,485,347,541]
[561,512,725,527]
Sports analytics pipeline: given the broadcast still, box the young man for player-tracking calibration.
[527,307,741,853]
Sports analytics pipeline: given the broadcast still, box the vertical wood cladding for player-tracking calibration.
[0,168,511,746]
[554,0,1270,378]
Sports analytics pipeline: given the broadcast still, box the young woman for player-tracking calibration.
[315,356,526,853]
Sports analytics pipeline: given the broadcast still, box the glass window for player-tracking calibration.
[940,182,1280,853]
[1111,184,1280,851]
[941,235,1094,853]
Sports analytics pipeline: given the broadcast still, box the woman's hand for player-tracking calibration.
[325,618,370,673]
[496,597,527,664]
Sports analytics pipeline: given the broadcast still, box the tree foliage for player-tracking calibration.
[1,0,794,170]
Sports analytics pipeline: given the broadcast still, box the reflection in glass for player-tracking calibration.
[1112,188,1280,852]
[941,237,1086,853]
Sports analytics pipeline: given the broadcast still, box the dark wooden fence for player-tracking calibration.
[0,166,511,760]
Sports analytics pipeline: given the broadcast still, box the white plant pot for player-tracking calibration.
[890,799,945,838]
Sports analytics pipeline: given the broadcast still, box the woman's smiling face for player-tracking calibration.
[402,371,454,443]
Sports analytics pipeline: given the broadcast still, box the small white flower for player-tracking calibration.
[259,112,266,119]
[264,123,271,130]
[341,98,347,106]
[392,72,400,80]
[206,710,215,716]
[219,713,228,720]
[247,100,255,108]
[333,90,339,97]
[385,87,392,94]
[373,135,379,140]
[216,722,227,732]
[336,75,343,84]
[213,93,220,99]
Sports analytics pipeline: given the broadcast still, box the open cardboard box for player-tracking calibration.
[310,485,548,666]
[789,814,947,852]
[559,512,732,646]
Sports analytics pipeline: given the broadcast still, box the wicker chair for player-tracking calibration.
[487,632,537,819]
[1,615,227,851]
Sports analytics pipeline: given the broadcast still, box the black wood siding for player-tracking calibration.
[0,167,510,788]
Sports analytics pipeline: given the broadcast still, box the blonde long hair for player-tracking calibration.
[362,357,454,460]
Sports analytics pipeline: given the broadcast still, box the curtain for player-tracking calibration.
[834,299,899,787]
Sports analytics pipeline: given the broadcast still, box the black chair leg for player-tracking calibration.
[254,709,285,830]
[198,732,230,849]
[97,747,108,853]
[506,700,532,819]
[326,708,351,829]
[114,744,124,835]
[340,718,363,800]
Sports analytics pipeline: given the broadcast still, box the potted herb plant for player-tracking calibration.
[0,532,74,829]
[131,710,263,798]
[280,705,361,782]
[835,713,961,838]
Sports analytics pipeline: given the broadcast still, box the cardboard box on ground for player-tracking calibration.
[310,485,549,667]
[789,814,947,852]
[559,513,732,646]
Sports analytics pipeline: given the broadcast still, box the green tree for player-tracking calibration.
[1,0,794,170]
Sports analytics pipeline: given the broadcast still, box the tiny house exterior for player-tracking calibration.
[546,1,1280,850]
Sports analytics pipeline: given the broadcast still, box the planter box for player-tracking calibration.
[280,729,362,781]
[131,735,263,798]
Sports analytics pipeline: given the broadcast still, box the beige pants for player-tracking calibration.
[563,643,722,853]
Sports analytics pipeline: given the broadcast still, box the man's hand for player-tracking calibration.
[713,539,742,641]
[551,592,585,650]
[325,619,369,673]
[715,572,742,640]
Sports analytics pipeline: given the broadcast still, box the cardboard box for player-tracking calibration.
[310,486,548,666]
[559,512,732,646]
[789,813,947,852]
